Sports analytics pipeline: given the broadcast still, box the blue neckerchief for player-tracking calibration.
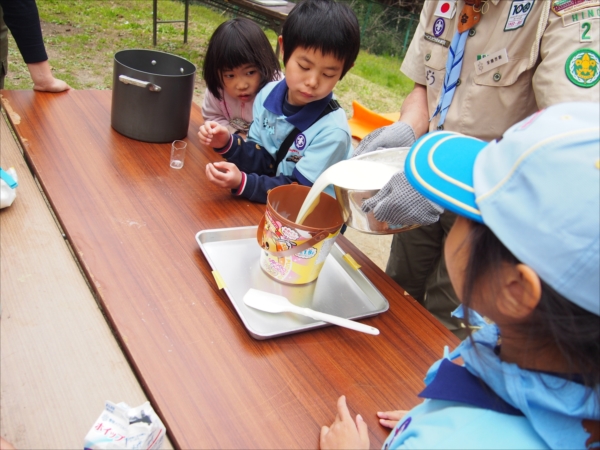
[263,79,333,131]
[419,358,523,416]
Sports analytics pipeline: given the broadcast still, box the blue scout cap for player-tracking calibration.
[405,102,600,315]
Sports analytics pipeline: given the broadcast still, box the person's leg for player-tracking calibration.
[385,218,445,304]
[422,211,469,339]
[0,7,7,90]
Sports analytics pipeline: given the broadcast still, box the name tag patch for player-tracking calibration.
[424,33,451,48]
[475,49,509,75]
[505,0,535,30]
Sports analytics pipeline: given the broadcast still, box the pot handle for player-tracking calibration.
[118,75,162,92]
[256,215,330,258]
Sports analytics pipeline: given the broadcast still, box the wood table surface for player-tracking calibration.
[1,89,458,449]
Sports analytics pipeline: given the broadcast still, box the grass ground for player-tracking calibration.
[4,0,413,117]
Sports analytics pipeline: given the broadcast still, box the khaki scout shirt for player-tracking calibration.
[401,0,600,141]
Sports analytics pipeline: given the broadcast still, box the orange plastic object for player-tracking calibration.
[347,101,401,141]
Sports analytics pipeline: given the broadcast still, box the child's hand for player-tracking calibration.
[205,161,242,190]
[377,410,408,429]
[198,121,230,148]
[320,396,369,450]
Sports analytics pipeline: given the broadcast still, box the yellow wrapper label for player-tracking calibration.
[343,253,361,270]
[212,270,226,290]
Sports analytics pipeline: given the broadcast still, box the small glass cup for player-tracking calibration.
[170,140,187,169]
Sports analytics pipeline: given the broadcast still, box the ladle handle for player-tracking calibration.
[301,307,380,336]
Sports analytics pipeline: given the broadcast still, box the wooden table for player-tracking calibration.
[1,90,458,449]
[0,112,173,449]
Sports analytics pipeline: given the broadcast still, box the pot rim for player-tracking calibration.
[114,48,196,77]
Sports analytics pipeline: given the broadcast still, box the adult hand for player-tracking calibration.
[27,61,71,92]
[205,161,242,189]
[198,121,231,148]
[33,77,70,92]
[320,396,369,450]
[361,171,443,226]
[377,410,408,429]
[353,121,416,157]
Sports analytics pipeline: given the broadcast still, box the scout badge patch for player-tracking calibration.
[565,48,600,87]
[433,18,446,37]
[552,0,600,16]
[505,0,535,31]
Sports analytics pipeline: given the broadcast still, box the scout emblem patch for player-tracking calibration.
[552,0,599,16]
[505,0,535,30]
[295,133,307,150]
[565,48,600,87]
[433,18,446,37]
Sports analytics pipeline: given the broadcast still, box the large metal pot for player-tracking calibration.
[111,49,196,143]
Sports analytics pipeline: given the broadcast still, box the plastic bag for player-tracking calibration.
[0,167,18,209]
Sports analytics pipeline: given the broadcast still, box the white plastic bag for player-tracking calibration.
[84,401,165,450]
[0,167,18,209]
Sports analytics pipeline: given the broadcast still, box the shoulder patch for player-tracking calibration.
[562,5,600,25]
[565,48,600,87]
[552,0,599,16]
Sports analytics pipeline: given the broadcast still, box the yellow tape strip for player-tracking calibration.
[212,270,226,290]
[343,253,361,270]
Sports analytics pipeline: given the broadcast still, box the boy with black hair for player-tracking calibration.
[199,0,360,203]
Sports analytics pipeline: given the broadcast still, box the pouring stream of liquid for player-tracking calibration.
[296,160,400,225]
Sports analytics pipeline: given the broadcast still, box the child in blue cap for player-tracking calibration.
[320,102,600,449]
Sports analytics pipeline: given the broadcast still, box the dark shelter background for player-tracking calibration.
[192,0,424,58]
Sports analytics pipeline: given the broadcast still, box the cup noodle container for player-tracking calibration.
[257,184,344,284]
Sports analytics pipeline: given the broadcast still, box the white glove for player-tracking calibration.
[361,171,443,226]
[353,121,416,157]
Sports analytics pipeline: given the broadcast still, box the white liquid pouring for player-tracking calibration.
[296,159,400,225]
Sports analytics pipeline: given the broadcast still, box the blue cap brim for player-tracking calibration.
[404,132,487,223]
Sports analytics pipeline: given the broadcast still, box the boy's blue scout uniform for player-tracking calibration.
[215,79,352,203]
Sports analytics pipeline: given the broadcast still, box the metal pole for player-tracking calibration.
[184,0,189,43]
[361,0,372,40]
[153,0,158,46]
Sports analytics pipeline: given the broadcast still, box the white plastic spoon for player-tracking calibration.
[243,288,380,336]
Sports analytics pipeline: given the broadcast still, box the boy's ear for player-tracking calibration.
[497,264,542,320]
[278,36,284,59]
